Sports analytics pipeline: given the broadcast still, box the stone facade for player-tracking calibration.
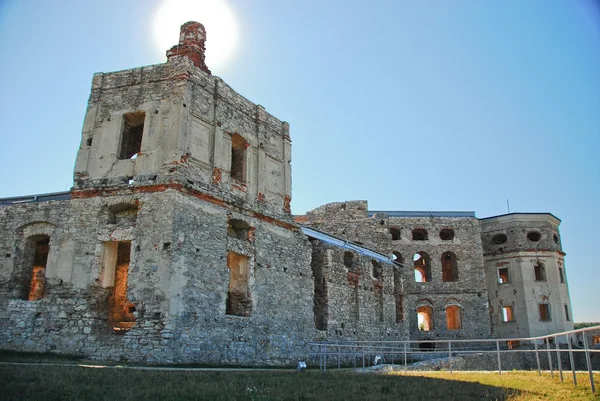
[0,22,573,365]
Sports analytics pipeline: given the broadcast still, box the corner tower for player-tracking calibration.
[480,213,573,341]
[73,22,293,220]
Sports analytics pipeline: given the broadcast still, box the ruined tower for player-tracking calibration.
[480,213,573,340]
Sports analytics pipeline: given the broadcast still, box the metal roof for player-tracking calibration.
[368,210,476,218]
[0,191,71,206]
[300,226,398,266]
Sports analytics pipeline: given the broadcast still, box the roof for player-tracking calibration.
[368,211,476,218]
[300,226,398,266]
[479,212,561,222]
[0,191,71,206]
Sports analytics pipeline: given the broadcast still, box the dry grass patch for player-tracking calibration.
[394,371,600,401]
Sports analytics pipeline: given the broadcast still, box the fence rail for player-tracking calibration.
[308,325,600,394]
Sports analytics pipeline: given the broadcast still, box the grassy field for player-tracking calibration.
[0,364,598,400]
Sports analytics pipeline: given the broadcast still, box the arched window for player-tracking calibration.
[439,228,455,241]
[230,133,248,182]
[441,251,458,282]
[534,262,546,281]
[446,305,462,330]
[417,306,433,331]
[412,228,428,241]
[25,235,50,301]
[413,252,431,282]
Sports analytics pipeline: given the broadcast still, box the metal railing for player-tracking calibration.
[308,325,600,393]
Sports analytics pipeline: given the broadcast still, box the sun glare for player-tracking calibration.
[153,0,239,70]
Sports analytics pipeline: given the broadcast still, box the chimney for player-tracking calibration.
[166,21,211,74]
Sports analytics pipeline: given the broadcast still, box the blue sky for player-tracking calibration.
[0,0,598,322]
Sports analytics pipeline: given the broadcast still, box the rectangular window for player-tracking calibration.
[498,267,510,284]
[101,241,136,333]
[564,304,570,321]
[119,111,145,160]
[226,252,252,316]
[501,306,514,322]
[539,304,551,321]
[534,263,546,281]
[230,134,247,182]
[559,267,565,283]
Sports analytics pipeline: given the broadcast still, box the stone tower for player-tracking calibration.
[480,213,573,341]
[73,21,293,220]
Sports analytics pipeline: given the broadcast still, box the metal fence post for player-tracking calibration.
[496,340,502,375]
[555,336,563,382]
[583,332,596,394]
[362,345,365,372]
[404,342,408,372]
[324,345,327,373]
[546,338,554,378]
[353,346,357,369]
[338,345,341,369]
[567,333,577,387]
[534,340,541,376]
[449,341,453,374]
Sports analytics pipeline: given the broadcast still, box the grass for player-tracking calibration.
[0,363,598,400]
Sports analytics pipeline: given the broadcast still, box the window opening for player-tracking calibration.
[413,252,431,282]
[539,304,551,321]
[498,267,510,284]
[558,267,565,283]
[103,241,136,333]
[417,306,433,331]
[26,236,50,301]
[372,260,383,281]
[593,336,600,346]
[439,228,455,241]
[412,228,428,241]
[534,262,546,281]
[119,111,145,160]
[343,251,355,271]
[227,219,250,240]
[226,252,252,316]
[564,304,570,321]
[553,234,559,244]
[389,227,400,241]
[446,305,461,330]
[492,233,507,244]
[527,231,541,242]
[507,341,520,349]
[441,251,458,282]
[501,306,514,322]
[231,133,247,182]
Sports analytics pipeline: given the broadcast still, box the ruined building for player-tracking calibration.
[0,22,573,365]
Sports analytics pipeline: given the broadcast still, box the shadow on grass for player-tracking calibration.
[0,365,522,401]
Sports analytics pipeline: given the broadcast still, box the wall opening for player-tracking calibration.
[539,304,551,321]
[102,241,136,333]
[564,304,570,321]
[371,260,383,281]
[498,267,510,284]
[441,251,458,282]
[231,133,247,182]
[310,243,328,330]
[226,252,252,317]
[492,233,507,244]
[446,305,461,330]
[413,252,431,282]
[393,253,404,323]
[501,306,514,322]
[25,235,50,301]
[107,203,138,225]
[412,228,428,241]
[439,228,455,241]
[558,267,565,283]
[417,306,433,331]
[227,219,250,240]
[389,227,400,241]
[534,262,546,281]
[119,111,145,160]
[343,251,355,272]
[527,231,541,242]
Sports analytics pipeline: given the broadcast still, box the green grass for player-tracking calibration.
[0,364,598,400]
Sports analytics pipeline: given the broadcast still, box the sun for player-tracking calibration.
[153,0,239,71]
